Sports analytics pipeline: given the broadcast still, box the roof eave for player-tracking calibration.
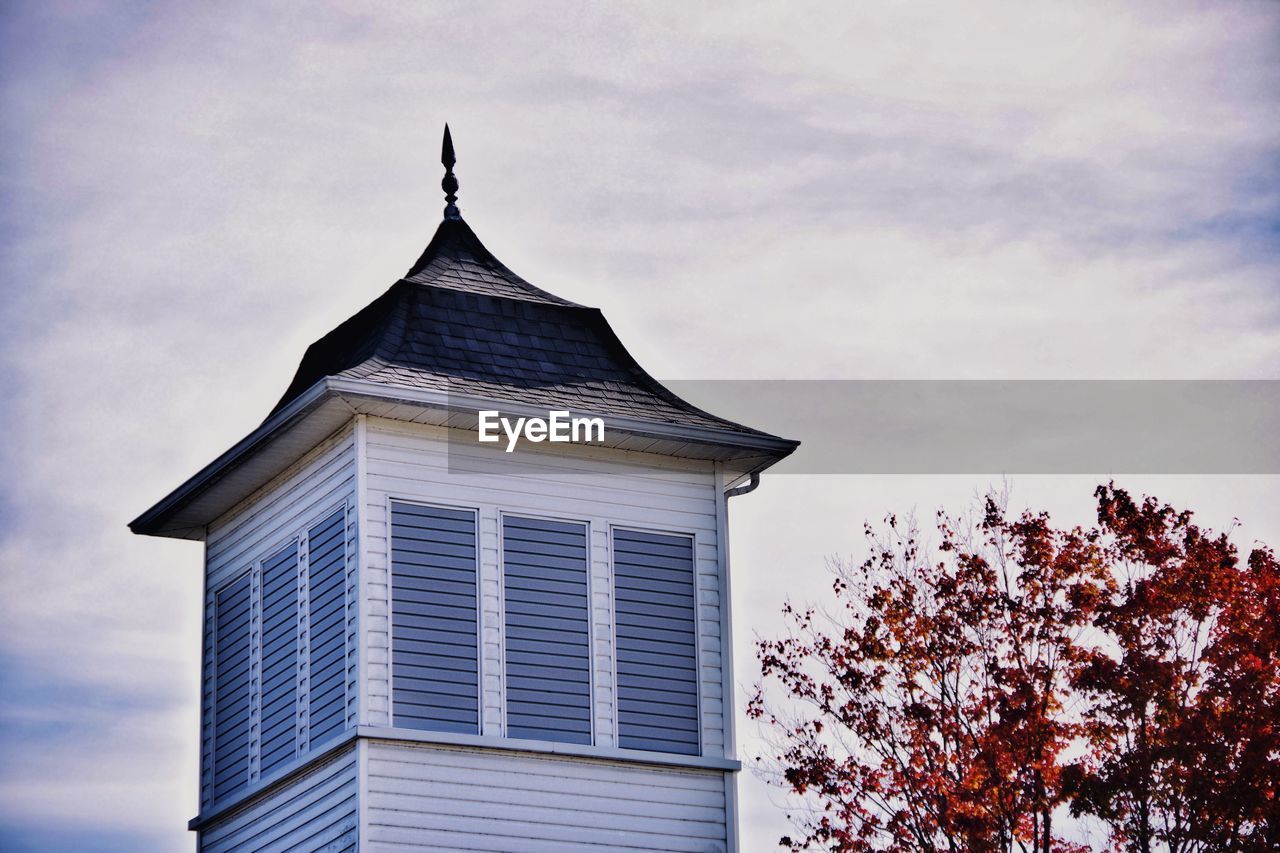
[128,380,344,540]
[326,377,799,459]
[129,376,799,541]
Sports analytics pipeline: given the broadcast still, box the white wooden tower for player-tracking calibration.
[131,127,796,852]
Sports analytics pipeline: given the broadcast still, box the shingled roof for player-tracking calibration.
[268,215,778,438]
[130,128,797,539]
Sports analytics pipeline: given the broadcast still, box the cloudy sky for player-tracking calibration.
[1,1,1278,850]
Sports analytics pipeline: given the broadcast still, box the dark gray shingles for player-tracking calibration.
[403,217,577,306]
[269,216,774,438]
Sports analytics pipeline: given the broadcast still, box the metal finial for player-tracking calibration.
[441,124,460,220]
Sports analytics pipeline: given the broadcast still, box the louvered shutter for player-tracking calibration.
[259,542,299,775]
[613,529,700,755]
[502,516,591,744]
[213,574,252,800]
[308,509,347,746]
[391,502,480,733]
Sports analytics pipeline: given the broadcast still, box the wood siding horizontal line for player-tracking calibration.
[357,728,738,773]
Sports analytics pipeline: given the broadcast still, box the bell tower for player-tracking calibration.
[131,127,796,852]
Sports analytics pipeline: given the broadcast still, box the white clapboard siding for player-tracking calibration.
[200,746,358,853]
[203,423,357,810]
[363,742,727,852]
[360,417,725,756]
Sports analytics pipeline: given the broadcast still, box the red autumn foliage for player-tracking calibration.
[749,485,1279,852]
[1067,486,1280,851]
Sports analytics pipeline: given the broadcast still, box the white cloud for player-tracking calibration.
[1,1,1276,848]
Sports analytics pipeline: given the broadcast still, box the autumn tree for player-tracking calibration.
[749,493,1111,851]
[1066,486,1280,851]
[750,485,1279,852]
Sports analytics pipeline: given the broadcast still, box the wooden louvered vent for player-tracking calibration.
[308,509,347,746]
[390,502,480,734]
[502,515,592,745]
[613,529,700,755]
[213,575,252,801]
[208,506,350,807]
[259,542,300,775]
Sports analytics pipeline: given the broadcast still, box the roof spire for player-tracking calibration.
[441,123,461,220]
